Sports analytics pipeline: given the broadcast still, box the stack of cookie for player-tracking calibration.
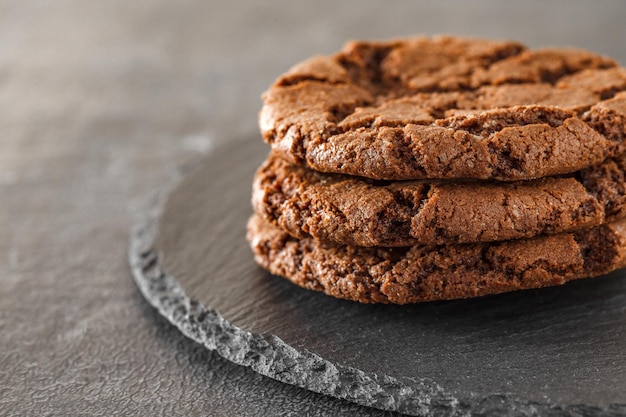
[247,36,626,304]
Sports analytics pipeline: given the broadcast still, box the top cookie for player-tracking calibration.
[260,36,626,181]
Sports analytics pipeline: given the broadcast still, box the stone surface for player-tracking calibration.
[132,138,626,415]
[3,1,626,416]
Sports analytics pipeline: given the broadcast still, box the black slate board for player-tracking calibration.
[130,138,626,416]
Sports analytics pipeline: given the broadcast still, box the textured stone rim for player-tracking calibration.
[128,152,626,417]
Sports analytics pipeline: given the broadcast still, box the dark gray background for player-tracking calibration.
[2,1,626,415]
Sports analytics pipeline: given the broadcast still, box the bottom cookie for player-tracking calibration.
[247,214,626,304]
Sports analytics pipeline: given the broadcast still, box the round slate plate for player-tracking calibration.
[130,138,626,416]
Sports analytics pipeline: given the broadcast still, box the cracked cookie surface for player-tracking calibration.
[260,36,626,181]
[253,153,626,246]
[247,214,626,304]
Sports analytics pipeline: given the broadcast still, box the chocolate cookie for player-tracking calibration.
[260,36,626,181]
[247,214,626,304]
[253,153,626,246]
